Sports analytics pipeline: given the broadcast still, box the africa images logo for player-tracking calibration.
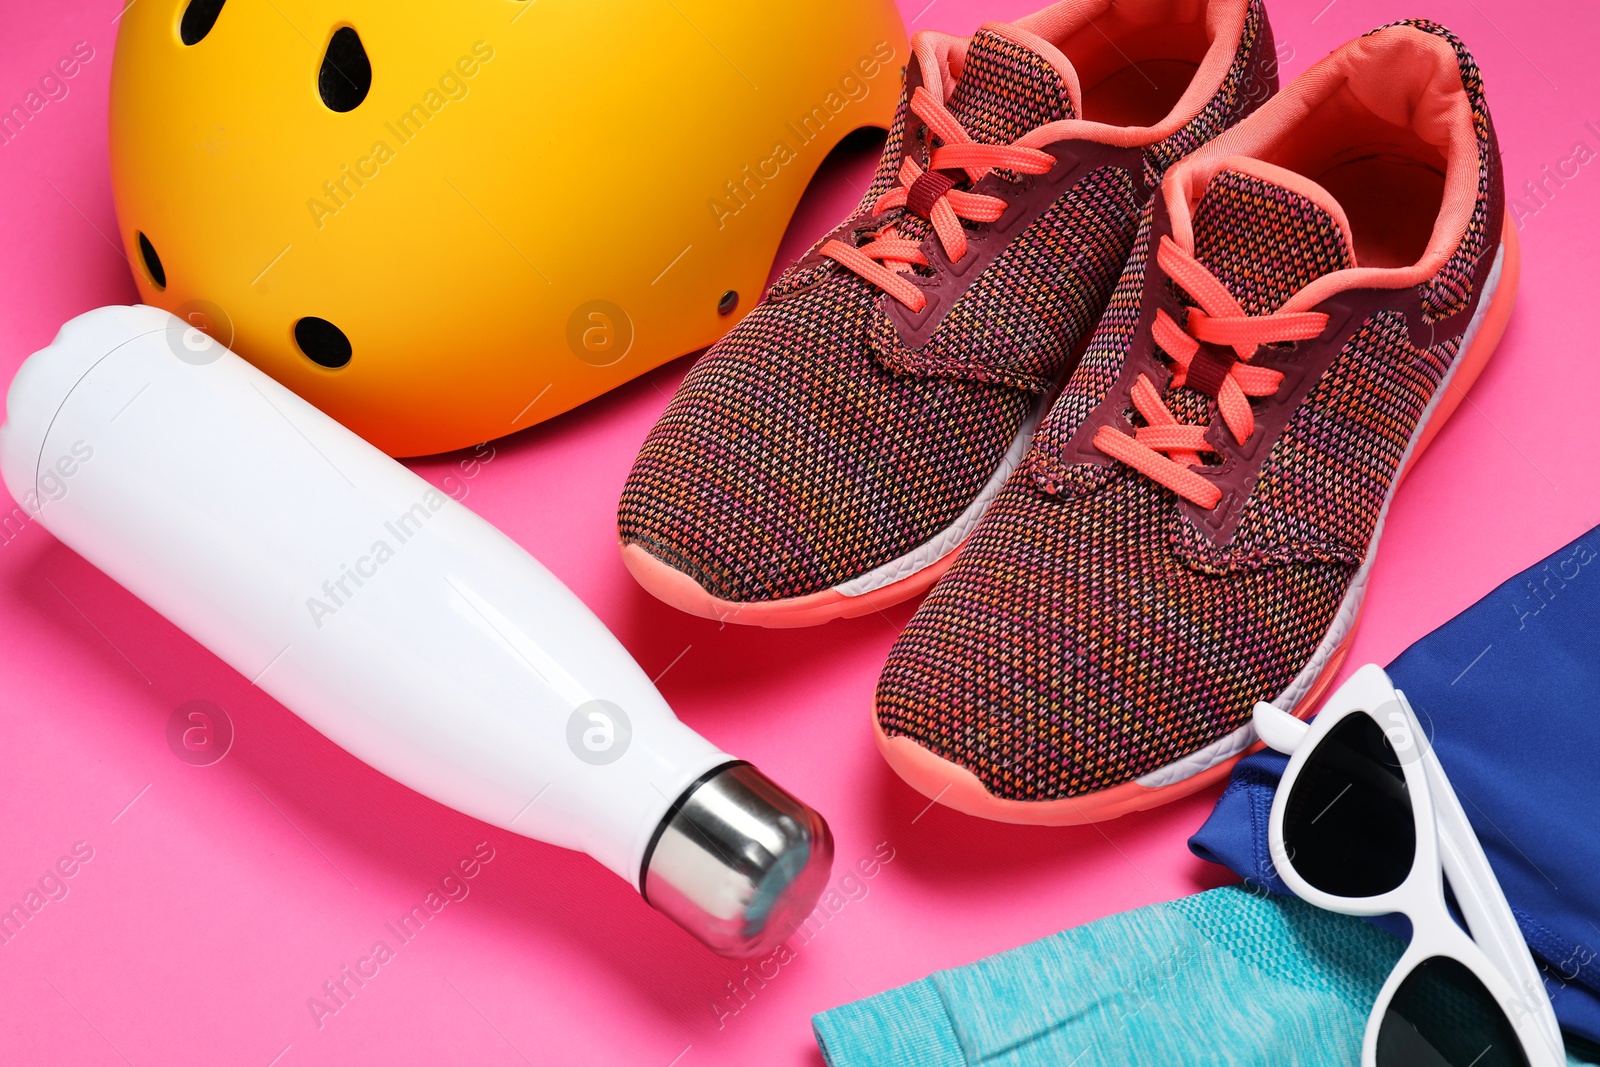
[306,842,497,1029]
[305,41,496,229]
[304,486,450,629]
[707,40,898,231]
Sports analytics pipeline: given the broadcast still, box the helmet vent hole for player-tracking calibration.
[179,0,226,45]
[294,317,352,369]
[137,232,167,289]
[318,27,372,113]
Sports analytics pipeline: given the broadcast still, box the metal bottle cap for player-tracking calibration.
[643,762,833,958]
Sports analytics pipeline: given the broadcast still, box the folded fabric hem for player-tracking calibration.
[813,977,968,1067]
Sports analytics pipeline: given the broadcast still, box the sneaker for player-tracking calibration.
[875,20,1519,822]
[618,0,1280,626]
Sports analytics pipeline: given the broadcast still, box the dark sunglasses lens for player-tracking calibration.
[1377,956,1531,1067]
[1282,711,1415,897]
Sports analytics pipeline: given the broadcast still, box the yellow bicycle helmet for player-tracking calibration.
[110,0,905,456]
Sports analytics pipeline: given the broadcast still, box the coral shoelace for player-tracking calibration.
[821,86,1055,312]
[1091,236,1329,509]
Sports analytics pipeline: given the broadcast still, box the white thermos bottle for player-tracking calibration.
[0,306,831,958]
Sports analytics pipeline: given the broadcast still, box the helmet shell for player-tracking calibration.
[110,0,905,455]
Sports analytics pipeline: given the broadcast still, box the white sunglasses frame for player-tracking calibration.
[1255,663,1565,1067]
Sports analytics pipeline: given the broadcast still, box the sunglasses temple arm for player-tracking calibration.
[1424,747,1565,1054]
[1252,700,1310,754]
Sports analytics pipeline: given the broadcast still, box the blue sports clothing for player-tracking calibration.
[1192,525,1600,1050]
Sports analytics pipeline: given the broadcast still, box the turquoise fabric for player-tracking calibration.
[813,885,1595,1066]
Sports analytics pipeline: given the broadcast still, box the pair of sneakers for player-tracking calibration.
[617,1,1518,825]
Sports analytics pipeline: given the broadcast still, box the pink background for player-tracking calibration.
[1,1,1596,1064]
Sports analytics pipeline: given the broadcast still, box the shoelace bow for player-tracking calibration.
[821,86,1055,312]
[1091,236,1329,509]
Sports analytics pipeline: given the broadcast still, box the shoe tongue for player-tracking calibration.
[1189,162,1358,315]
[944,27,1079,144]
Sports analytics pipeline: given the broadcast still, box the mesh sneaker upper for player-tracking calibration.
[877,20,1502,800]
[619,277,1033,602]
[877,471,1358,800]
[619,4,1277,604]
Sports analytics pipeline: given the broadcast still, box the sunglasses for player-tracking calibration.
[1254,664,1566,1067]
